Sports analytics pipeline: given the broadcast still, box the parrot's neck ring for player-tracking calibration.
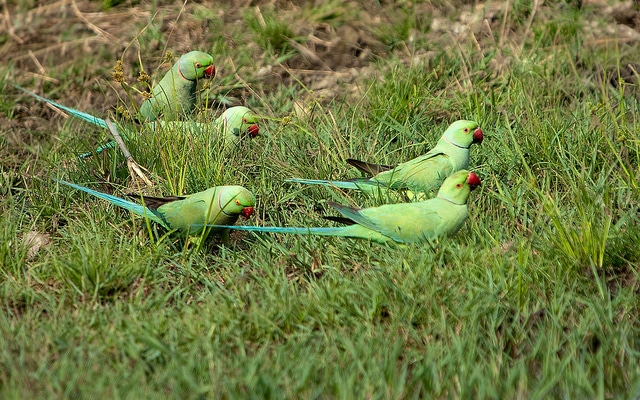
[441,136,469,149]
[437,195,465,205]
[177,64,190,82]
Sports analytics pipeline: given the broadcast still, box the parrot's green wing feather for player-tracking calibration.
[323,215,356,225]
[157,198,210,231]
[328,201,416,242]
[375,150,453,191]
[327,202,377,230]
[346,158,394,175]
[127,195,185,210]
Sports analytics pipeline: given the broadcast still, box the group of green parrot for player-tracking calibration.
[17,50,485,246]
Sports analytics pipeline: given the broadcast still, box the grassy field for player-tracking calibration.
[1,0,640,398]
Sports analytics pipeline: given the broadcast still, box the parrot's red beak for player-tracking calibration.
[204,64,215,78]
[248,124,259,138]
[467,172,481,190]
[473,128,483,144]
[241,207,254,219]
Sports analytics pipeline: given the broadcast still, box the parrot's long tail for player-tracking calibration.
[285,178,363,190]
[194,224,347,236]
[78,141,117,159]
[13,84,107,128]
[55,180,165,226]
[195,224,392,243]
[13,84,119,158]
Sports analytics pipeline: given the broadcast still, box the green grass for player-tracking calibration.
[2,1,640,398]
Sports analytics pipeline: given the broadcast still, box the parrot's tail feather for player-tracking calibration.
[284,178,361,190]
[59,106,108,129]
[285,178,395,195]
[78,141,117,159]
[196,224,394,243]
[55,180,166,226]
[13,84,108,129]
[194,224,347,237]
[94,140,117,154]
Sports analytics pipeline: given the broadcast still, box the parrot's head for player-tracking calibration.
[441,120,483,148]
[437,170,481,204]
[178,51,216,81]
[223,106,260,139]
[218,186,256,221]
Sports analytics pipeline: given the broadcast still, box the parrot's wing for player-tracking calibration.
[346,158,395,176]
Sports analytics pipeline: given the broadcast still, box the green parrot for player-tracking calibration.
[201,170,481,244]
[286,120,483,196]
[138,50,215,122]
[13,85,259,157]
[56,180,256,242]
[148,106,260,152]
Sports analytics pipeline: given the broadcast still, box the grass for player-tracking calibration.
[2,0,640,398]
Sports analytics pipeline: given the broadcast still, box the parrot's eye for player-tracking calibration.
[463,128,470,133]
[456,183,463,189]
[195,62,202,68]
[242,118,248,124]
[235,199,241,206]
